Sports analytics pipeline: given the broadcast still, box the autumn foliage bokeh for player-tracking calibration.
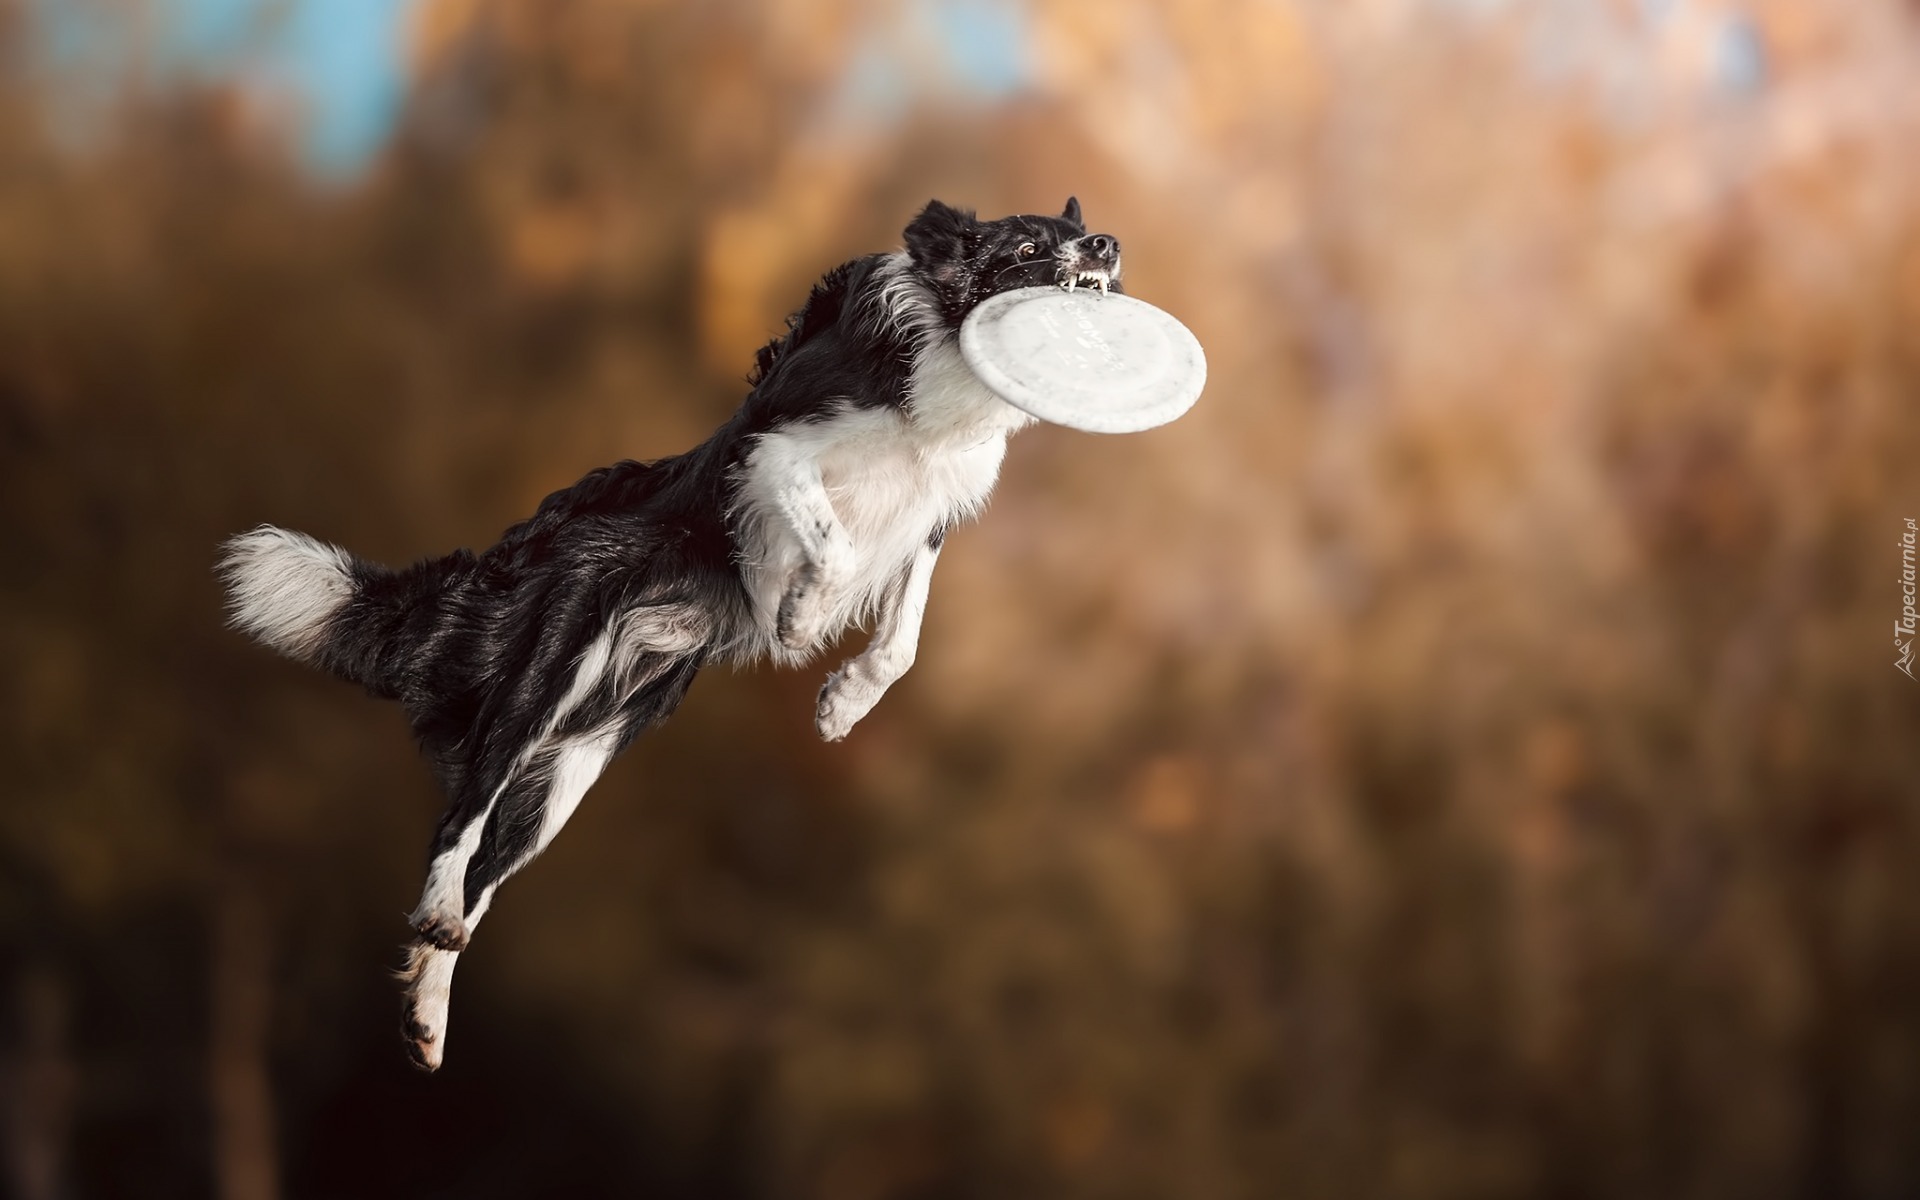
[6,2,1920,1197]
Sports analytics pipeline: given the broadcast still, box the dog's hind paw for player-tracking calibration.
[412,909,470,952]
[396,942,455,1072]
[402,1008,444,1071]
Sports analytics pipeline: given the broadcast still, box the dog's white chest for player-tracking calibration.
[733,348,1028,663]
[815,409,1006,545]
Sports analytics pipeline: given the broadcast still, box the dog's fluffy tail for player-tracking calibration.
[218,525,422,698]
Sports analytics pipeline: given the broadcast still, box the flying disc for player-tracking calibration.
[960,286,1206,434]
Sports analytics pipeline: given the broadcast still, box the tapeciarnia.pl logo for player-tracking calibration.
[1899,518,1918,680]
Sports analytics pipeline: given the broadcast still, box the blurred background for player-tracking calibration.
[5,0,1920,1196]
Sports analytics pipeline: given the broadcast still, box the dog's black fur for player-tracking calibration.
[220,197,1122,1069]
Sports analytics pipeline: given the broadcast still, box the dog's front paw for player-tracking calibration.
[815,670,877,742]
[775,590,811,651]
[777,564,837,652]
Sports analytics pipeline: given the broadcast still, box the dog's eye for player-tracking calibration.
[1018,242,1038,258]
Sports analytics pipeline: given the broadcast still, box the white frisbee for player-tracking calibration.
[959,286,1207,434]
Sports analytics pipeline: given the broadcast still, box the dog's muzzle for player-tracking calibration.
[1058,234,1122,294]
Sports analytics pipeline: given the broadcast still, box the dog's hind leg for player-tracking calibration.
[455,650,703,925]
[397,725,630,1071]
[408,789,496,953]
[397,738,611,1070]
[399,642,704,1071]
[404,621,628,953]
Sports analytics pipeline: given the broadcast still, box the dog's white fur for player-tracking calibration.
[221,526,356,662]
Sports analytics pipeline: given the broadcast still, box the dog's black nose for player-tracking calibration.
[1089,234,1118,259]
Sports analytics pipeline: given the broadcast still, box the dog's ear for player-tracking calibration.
[905,200,975,267]
[1060,196,1083,227]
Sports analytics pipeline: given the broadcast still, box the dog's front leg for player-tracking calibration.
[816,537,940,741]
[765,451,856,651]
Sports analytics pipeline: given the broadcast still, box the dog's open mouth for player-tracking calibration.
[1059,267,1115,295]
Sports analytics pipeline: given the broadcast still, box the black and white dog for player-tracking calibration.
[219,198,1122,1069]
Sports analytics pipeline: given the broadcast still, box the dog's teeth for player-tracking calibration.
[1066,277,1077,291]
[1097,277,1108,295]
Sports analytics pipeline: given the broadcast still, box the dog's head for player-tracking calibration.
[902,197,1123,327]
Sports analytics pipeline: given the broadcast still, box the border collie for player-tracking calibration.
[219,197,1123,1070]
